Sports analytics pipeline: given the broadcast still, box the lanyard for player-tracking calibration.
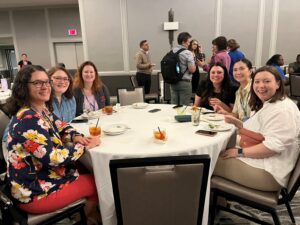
[84,94,96,111]
[240,90,250,120]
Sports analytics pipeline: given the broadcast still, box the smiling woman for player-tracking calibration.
[3,65,101,222]
[48,66,76,122]
[213,65,300,192]
[193,62,237,112]
[73,61,111,116]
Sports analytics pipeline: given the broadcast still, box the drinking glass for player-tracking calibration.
[89,123,101,136]
[153,127,167,143]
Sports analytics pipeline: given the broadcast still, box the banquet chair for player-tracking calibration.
[130,75,159,103]
[210,153,300,225]
[110,155,211,225]
[0,112,88,225]
[117,87,144,106]
[289,73,300,108]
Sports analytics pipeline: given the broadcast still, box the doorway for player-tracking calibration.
[54,42,83,69]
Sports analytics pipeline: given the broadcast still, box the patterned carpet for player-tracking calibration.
[214,191,300,225]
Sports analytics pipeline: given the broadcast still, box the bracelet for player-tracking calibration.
[238,148,244,157]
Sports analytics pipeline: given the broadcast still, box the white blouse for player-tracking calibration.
[240,97,300,187]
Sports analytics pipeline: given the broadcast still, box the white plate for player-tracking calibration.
[205,123,232,132]
[103,124,128,135]
[132,102,148,109]
[203,114,224,121]
[81,110,101,119]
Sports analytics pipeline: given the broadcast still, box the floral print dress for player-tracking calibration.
[7,107,85,203]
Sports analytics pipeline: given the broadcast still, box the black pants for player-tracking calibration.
[136,72,151,94]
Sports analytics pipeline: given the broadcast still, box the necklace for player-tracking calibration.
[30,105,61,140]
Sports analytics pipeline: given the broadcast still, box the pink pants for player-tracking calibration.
[18,174,98,214]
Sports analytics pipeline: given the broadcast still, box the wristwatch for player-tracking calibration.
[238,148,244,157]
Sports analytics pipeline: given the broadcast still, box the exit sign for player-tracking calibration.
[68,29,77,36]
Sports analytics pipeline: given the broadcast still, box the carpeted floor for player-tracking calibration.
[214,191,300,225]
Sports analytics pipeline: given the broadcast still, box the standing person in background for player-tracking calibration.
[198,36,231,73]
[135,40,155,94]
[227,39,245,86]
[288,54,300,74]
[170,32,198,105]
[266,54,287,82]
[18,53,32,70]
[48,66,76,122]
[73,61,110,116]
[188,39,205,93]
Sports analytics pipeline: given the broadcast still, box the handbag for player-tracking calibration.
[239,128,265,148]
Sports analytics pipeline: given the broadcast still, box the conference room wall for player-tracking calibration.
[0,11,11,35]
[80,0,300,74]
[0,6,81,69]
[12,9,51,68]
[48,7,82,38]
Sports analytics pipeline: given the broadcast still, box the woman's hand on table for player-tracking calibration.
[85,136,101,150]
[224,115,243,129]
[214,105,228,115]
[73,135,90,145]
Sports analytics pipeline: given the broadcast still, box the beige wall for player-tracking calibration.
[0,0,300,72]
[0,6,81,69]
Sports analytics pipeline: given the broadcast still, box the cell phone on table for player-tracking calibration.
[173,105,183,109]
[148,109,161,113]
[195,130,217,136]
[72,118,88,123]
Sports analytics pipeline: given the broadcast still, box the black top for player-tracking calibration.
[18,60,32,68]
[196,81,237,110]
[73,84,110,116]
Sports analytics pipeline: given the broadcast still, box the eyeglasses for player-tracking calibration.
[28,80,52,88]
[52,76,70,82]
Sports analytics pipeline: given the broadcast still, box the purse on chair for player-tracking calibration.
[239,128,265,148]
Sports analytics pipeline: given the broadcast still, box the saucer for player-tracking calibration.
[132,102,148,109]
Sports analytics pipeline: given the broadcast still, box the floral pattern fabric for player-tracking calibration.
[7,107,85,203]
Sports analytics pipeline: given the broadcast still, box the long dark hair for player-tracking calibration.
[188,39,200,55]
[4,65,53,116]
[48,66,74,99]
[266,54,282,66]
[249,66,286,112]
[201,62,232,104]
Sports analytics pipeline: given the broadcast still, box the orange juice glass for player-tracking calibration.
[153,128,167,142]
[105,105,113,115]
[89,126,101,136]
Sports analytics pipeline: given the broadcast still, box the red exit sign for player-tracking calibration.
[68,29,77,36]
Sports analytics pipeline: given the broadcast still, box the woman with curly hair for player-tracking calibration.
[4,65,100,223]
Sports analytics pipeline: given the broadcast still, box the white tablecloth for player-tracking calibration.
[0,90,11,104]
[72,104,235,225]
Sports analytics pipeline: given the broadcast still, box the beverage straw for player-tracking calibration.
[198,107,202,121]
[157,126,162,135]
[95,118,100,128]
[181,105,188,114]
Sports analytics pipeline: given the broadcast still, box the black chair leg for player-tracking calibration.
[284,200,295,223]
[209,190,218,225]
[79,207,88,225]
[271,210,281,225]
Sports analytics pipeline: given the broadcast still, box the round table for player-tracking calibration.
[72,104,236,225]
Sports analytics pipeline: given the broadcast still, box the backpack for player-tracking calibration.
[160,48,187,84]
